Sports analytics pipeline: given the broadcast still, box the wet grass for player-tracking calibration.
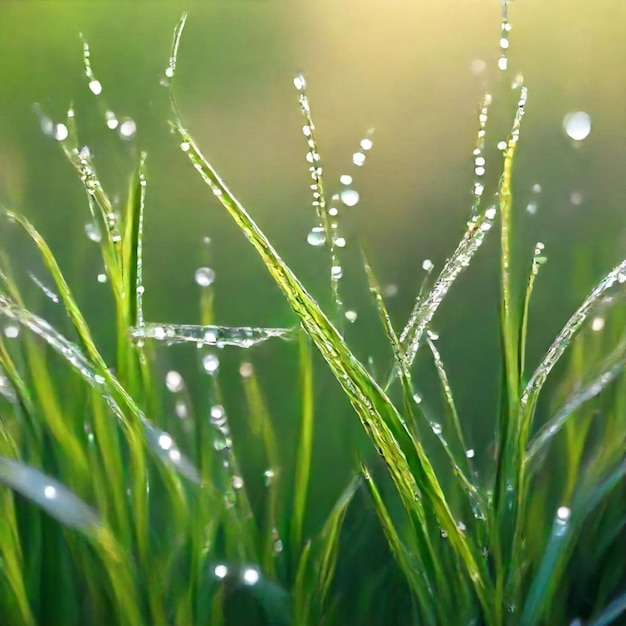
[1,9,625,626]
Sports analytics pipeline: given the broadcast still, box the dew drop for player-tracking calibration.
[339,174,352,185]
[422,259,434,272]
[232,475,244,490]
[526,201,538,215]
[497,140,507,151]
[3,323,20,339]
[158,433,173,450]
[340,189,360,207]
[497,56,508,71]
[214,564,228,579]
[175,400,188,419]
[591,317,604,332]
[360,137,373,151]
[165,370,184,393]
[563,111,591,141]
[293,74,306,91]
[242,567,259,586]
[84,222,101,243]
[412,393,422,404]
[556,506,571,521]
[344,310,358,323]
[570,191,583,205]
[383,284,398,298]
[169,448,181,463]
[499,38,510,50]
[307,227,326,247]
[54,124,69,142]
[264,469,275,485]
[475,166,486,177]
[195,267,215,287]
[180,141,190,152]
[430,422,442,435]
[202,354,220,375]
[239,362,254,378]
[466,448,475,459]
[44,485,57,499]
[105,110,119,130]
[331,265,343,280]
[334,236,346,248]
[88,79,102,95]
[97,273,107,283]
[118,118,137,140]
[352,152,366,166]
[485,207,497,220]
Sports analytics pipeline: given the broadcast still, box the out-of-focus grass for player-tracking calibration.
[0,8,624,626]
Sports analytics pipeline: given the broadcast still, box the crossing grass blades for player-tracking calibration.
[0,9,625,626]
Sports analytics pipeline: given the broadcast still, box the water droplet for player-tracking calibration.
[44,485,57,499]
[345,310,358,323]
[352,152,366,166]
[499,38,510,50]
[175,400,188,419]
[383,284,398,297]
[475,166,486,177]
[339,174,352,186]
[470,59,486,75]
[158,433,173,450]
[54,124,69,142]
[485,207,497,220]
[97,273,107,283]
[165,370,184,393]
[239,362,254,378]
[360,137,373,151]
[430,422,442,435]
[232,475,244,489]
[422,259,434,272]
[180,141,190,152]
[264,469,275,485]
[3,324,20,339]
[195,267,215,287]
[497,140,507,151]
[274,538,284,553]
[169,448,181,463]
[570,191,583,205]
[412,393,422,404]
[497,56,508,71]
[105,110,119,130]
[118,118,136,140]
[88,79,102,95]
[466,448,475,459]
[202,353,220,375]
[591,317,604,332]
[334,236,346,248]
[556,506,571,521]
[526,201,538,215]
[328,207,339,217]
[293,74,306,91]
[563,111,591,141]
[474,156,486,167]
[214,564,228,579]
[242,567,259,585]
[84,222,101,243]
[340,189,360,207]
[307,227,326,247]
[331,265,343,280]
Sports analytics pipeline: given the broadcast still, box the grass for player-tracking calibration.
[1,7,625,626]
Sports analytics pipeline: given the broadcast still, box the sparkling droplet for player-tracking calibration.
[352,152,366,167]
[175,400,188,419]
[591,317,604,332]
[497,56,508,71]
[84,222,101,243]
[384,284,398,297]
[118,118,137,140]
[242,567,259,586]
[360,138,373,151]
[344,310,358,323]
[97,273,107,283]
[556,506,571,521]
[526,201,538,215]
[44,485,57,499]
[331,265,343,280]
[239,362,254,378]
[334,236,346,248]
[54,124,69,142]
[202,353,220,374]
[232,475,244,489]
[340,189,360,207]
[3,324,19,339]
[430,422,442,435]
[293,74,306,91]
[88,79,102,95]
[466,449,475,459]
[339,174,352,185]
[264,469,275,485]
[422,259,434,272]
[307,227,326,247]
[563,111,591,141]
[412,393,422,404]
[497,140,507,151]
[105,110,118,130]
[165,370,184,393]
[195,267,215,287]
[214,564,228,579]
[158,433,173,450]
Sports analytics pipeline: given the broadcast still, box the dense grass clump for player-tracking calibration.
[1,9,625,626]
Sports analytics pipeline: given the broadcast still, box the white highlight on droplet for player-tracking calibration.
[158,434,173,450]
[88,79,102,95]
[556,506,571,521]
[242,567,260,586]
[340,189,360,207]
[339,174,352,185]
[591,317,605,332]
[214,564,228,579]
[118,118,137,140]
[44,485,57,499]
[54,124,69,141]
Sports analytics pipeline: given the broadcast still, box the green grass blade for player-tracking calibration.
[290,333,314,564]
[588,592,626,626]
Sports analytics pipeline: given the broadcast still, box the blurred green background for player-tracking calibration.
[0,1,624,526]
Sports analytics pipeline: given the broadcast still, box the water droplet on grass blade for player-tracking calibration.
[195,267,215,287]
[165,370,184,393]
[339,174,352,185]
[242,567,260,585]
[3,324,19,339]
[591,317,604,331]
[352,152,366,166]
[202,353,220,374]
[88,79,102,95]
[84,222,101,243]
[345,310,358,322]
[54,123,69,141]
[340,189,360,207]
[214,564,228,579]
[563,111,591,141]
[307,227,326,247]
[118,118,136,140]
